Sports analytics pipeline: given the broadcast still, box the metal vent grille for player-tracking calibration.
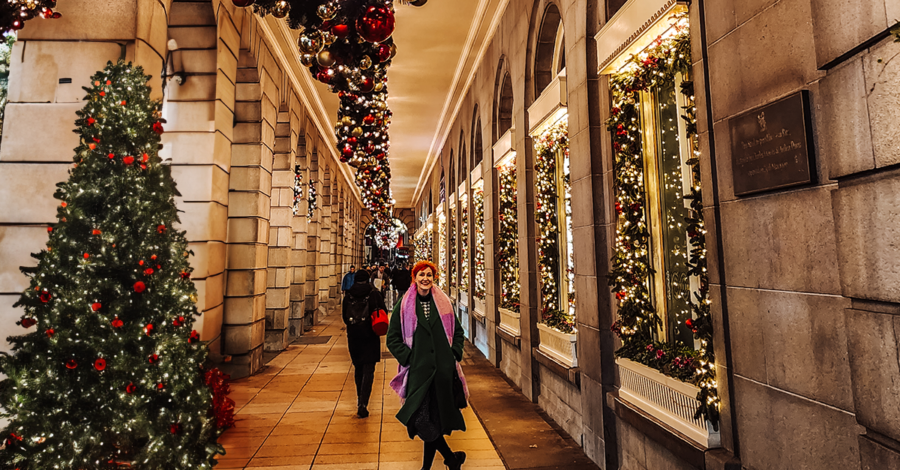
[619,364,707,432]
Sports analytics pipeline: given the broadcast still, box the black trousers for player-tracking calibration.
[354,362,376,407]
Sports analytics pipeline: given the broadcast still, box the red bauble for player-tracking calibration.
[173,316,185,327]
[108,153,115,159]
[317,69,334,84]
[94,358,106,371]
[83,253,90,259]
[157,224,167,234]
[348,136,358,145]
[88,143,97,150]
[376,44,392,62]
[144,268,154,276]
[45,328,54,337]
[358,77,375,93]
[111,317,123,328]
[47,226,52,233]
[123,156,134,165]
[189,330,200,343]
[170,423,182,434]
[39,291,51,303]
[342,145,354,158]
[87,117,96,126]
[356,6,395,43]
[66,359,77,370]
[152,122,164,135]
[133,281,146,293]
[144,324,154,336]
[331,24,350,38]
[180,271,191,280]
[91,302,102,312]
[363,115,376,126]
[149,353,159,364]
[157,383,165,390]
[91,229,101,235]
[125,383,136,394]
[21,318,36,328]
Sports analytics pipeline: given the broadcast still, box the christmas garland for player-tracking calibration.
[472,186,486,300]
[460,194,469,292]
[438,216,447,290]
[498,159,520,312]
[415,231,431,263]
[307,179,318,221]
[606,21,719,425]
[292,164,304,216]
[0,1,61,33]
[449,206,457,289]
[534,120,574,333]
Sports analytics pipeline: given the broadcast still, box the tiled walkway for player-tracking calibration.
[217,311,505,469]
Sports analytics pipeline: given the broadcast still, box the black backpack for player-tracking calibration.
[344,292,371,325]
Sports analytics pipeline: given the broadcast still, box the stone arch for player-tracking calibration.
[533,2,564,97]
[449,149,457,194]
[459,129,468,185]
[493,58,514,143]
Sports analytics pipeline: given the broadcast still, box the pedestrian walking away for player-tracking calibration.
[387,260,468,470]
[341,269,387,419]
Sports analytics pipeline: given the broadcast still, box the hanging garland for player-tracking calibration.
[292,164,304,216]
[534,120,574,334]
[460,194,469,293]
[415,231,430,263]
[449,205,457,289]
[307,179,318,221]
[438,216,447,290]
[472,186,486,300]
[498,159,520,312]
[0,1,61,33]
[606,19,719,425]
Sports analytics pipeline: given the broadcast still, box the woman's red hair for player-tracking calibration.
[412,260,439,280]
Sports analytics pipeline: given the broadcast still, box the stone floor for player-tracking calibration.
[216,312,505,469]
[216,309,598,469]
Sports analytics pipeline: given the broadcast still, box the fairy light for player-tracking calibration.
[498,158,520,312]
[472,184,486,300]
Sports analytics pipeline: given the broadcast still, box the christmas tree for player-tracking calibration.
[0,61,222,469]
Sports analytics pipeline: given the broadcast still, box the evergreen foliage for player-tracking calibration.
[0,61,222,469]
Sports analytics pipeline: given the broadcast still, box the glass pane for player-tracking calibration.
[653,80,693,347]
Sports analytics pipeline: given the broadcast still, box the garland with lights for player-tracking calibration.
[292,164,304,216]
[606,22,719,425]
[0,61,224,469]
[239,0,422,233]
[449,206,457,289]
[0,1,61,33]
[497,160,520,312]
[415,230,431,263]
[534,120,574,334]
[472,186,485,300]
[459,195,469,293]
[438,216,447,290]
[307,179,318,220]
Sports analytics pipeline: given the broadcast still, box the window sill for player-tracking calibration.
[496,324,520,348]
[533,346,580,388]
[611,390,739,470]
[472,309,486,325]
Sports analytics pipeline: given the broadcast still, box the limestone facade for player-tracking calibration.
[0,0,365,379]
[413,0,900,469]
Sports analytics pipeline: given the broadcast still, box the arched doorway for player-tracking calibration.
[364,218,410,267]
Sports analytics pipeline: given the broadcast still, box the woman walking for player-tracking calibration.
[387,261,468,470]
[342,269,387,419]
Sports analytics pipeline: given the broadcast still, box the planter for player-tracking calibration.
[616,358,720,448]
[537,323,577,367]
[474,297,486,316]
[459,290,468,307]
[498,307,520,335]
[451,287,458,299]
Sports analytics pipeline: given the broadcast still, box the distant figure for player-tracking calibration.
[387,260,467,470]
[341,269,387,419]
[341,265,356,297]
[373,265,389,297]
[391,263,412,298]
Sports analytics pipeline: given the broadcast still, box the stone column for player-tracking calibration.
[317,166,334,313]
[288,120,309,340]
[222,34,279,377]
[304,147,321,326]
[263,104,294,351]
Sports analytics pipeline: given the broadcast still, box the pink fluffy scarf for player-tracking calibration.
[389,284,469,402]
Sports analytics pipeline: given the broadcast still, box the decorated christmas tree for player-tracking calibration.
[0,61,224,469]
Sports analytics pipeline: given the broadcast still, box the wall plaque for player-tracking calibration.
[728,91,815,196]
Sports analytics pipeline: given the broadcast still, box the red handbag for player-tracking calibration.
[371,309,388,336]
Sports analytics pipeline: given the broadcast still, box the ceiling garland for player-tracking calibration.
[241,0,423,240]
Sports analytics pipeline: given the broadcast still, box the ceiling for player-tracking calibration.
[311,0,509,208]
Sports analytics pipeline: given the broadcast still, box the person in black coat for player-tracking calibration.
[341,269,387,418]
[391,263,412,294]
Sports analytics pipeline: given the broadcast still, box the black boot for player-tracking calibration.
[444,451,466,469]
[357,405,369,418]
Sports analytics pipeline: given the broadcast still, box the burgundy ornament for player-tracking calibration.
[376,44,392,62]
[331,24,350,38]
[356,6,395,43]
[358,77,375,93]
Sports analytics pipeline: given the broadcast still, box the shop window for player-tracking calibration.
[472,181,486,302]
[437,211,447,291]
[496,154,520,334]
[449,201,457,291]
[459,191,469,293]
[604,10,720,444]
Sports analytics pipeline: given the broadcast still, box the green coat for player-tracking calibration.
[387,296,466,438]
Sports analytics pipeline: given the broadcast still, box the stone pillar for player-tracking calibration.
[222,35,279,377]
[263,104,294,351]
[288,121,309,340]
[317,166,334,313]
[305,148,321,326]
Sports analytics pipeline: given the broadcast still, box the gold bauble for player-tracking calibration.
[341,116,353,126]
[317,50,336,67]
[299,54,315,67]
[352,127,363,137]
[272,1,290,19]
[298,32,324,55]
[189,293,198,303]
[359,55,373,70]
